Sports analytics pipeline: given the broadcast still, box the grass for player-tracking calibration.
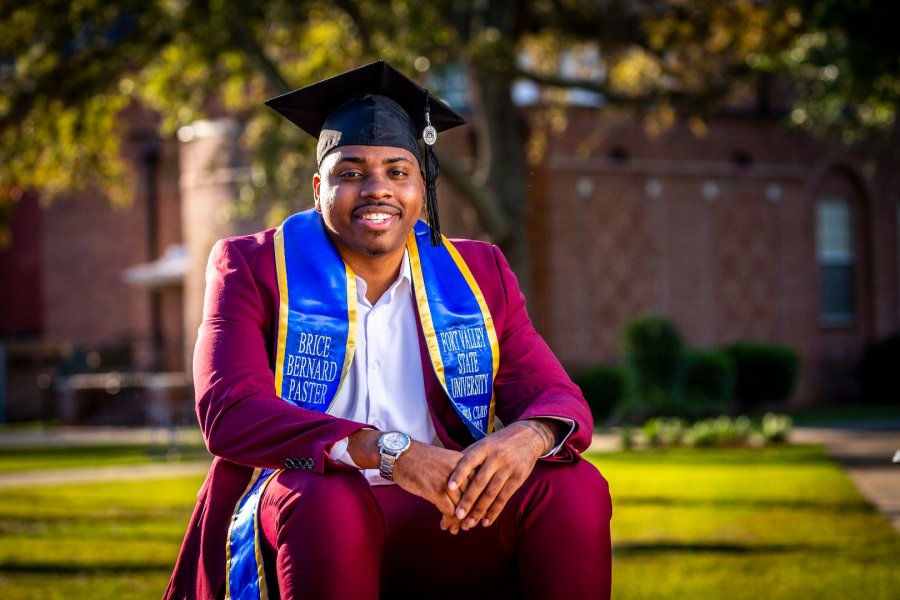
[0,444,897,598]
[591,445,900,599]
[0,444,211,473]
[0,476,203,599]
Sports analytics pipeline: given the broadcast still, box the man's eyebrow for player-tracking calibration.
[383,156,414,165]
[333,155,413,165]
[335,156,366,165]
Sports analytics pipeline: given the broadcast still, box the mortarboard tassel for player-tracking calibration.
[423,93,442,246]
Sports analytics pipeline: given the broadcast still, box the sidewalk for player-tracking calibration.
[791,426,900,532]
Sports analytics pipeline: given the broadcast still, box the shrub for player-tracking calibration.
[761,413,793,443]
[640,414,791,448]
[682,349,735,416]
[575,364,628,423]
[857,332,900,405]
[724,341,800,409]
[643,416,687,447]
[622,316,684,410]
[684,415,755,447]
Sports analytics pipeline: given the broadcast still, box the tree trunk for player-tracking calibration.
[469,59,533,299]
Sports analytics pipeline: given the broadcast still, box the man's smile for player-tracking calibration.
[353,205,401,228]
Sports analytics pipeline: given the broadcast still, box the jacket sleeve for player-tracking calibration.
[488,245,594,461]
[193,238,368,473]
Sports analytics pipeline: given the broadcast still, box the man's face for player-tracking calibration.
[314,145,424,265]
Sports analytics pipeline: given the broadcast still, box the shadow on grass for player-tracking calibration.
[587,445,834,466]
[613,541,829,556]
[0,562,172,574]
[614,496,876,512]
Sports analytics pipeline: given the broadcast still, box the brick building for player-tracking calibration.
[1,103,897,422]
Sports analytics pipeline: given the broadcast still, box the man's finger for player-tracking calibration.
[454,461,498,519]
[447,450,485,492]
[433,492,459,520]
[481,483,518,527]
[462,473,508,528]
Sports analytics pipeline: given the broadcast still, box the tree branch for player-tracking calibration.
[515,66,742,110]
[439,153,511,244]
[223,19,293,95]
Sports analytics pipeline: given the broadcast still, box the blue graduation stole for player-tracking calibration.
[225,209,499,600]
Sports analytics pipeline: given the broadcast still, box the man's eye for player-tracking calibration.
[340,171,362,179]
[390,169,408,177]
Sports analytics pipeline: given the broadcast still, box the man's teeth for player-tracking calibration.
[361,213,393,223]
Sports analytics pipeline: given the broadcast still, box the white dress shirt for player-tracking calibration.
[328,251,573,484]
[328,253,435,484]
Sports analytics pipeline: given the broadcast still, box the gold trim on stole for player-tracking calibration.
[407,229,498,434]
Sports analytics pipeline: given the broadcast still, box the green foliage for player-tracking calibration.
[622,315,685,412]
[857,331,900,405]
[642,416,687,447]
[761,412,793,444]
[609,315,801,421]
[776,0,900,146]
[681,348,735,416]
[725,341,800,409]
[575,364,627,423]
[3,0,877,246]
[637,414,791,449]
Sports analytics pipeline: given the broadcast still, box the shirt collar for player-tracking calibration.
[355,251,412,307]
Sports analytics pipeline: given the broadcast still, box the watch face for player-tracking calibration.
[382,432,409,452]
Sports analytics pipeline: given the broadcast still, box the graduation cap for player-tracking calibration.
[265,61,467,245]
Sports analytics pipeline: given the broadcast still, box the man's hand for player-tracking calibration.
[391,442,469,530]
[447,419,562,531]
[346,429,469,532]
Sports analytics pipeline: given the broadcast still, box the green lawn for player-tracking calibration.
[0,444,897,599]
[592,445,900,599]
[0,444,211,473]
[0,476,203,599]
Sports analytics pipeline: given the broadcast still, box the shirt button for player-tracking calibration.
[371,361,380,370]
[372,419,384,429]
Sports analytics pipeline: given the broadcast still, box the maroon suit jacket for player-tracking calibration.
[164,227,593,599]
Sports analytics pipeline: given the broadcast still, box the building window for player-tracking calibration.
[816,195,856,325]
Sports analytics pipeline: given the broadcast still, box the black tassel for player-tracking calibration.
[422,91,442,246]
[424,141,441,246]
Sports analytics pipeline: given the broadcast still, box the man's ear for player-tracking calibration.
[312,173,321,211]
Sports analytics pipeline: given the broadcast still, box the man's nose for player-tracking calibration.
[360,172,391,198]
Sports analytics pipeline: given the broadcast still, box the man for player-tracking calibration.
[164,61,612,600]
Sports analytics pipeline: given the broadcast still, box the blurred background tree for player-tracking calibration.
[1,0,896,285]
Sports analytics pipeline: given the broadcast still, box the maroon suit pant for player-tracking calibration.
[258,458,612,599]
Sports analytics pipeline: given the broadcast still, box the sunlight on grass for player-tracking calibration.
[0,477,203,599]
[588,445,900,599]
[0,445,897,598]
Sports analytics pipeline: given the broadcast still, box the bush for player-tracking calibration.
[857,332,900,405]
[724,341,800,409]
[576,365,628,423]
[685,415,756,447]
[643,417,687,447]
[682,349,735,416]
[622,316,685,411]
[633,414,792,449]
[761,413,793,443]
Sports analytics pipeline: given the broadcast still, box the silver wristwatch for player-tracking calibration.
[378,431,411,481]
